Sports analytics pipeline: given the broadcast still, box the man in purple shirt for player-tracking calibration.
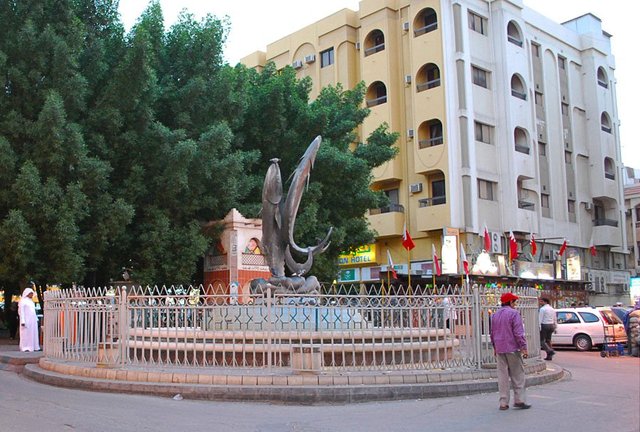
[490,292,531,411]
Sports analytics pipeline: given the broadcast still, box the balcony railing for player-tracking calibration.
[598,79,608,88]
[518,200,535,210]
[507,35,523,47]
[601,126,612,133]
[364,43,385,57]
[605,172,615,180]
[419,196,446,207]
[413,22,438,37]
[514,144,530,154]
[593,218,618,227]
[416,79,441,92]
[366,95,387,107]
[418,136,444,149]
[511,89,527,100]
[369,203,405,215]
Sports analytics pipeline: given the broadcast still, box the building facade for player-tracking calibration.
[241,0,629,303]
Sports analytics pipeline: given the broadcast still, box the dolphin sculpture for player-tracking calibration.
[260,136,332,284]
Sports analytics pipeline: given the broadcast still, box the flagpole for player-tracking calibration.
[407,246,412,295]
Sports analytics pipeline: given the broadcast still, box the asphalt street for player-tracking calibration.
[1,349,638,432]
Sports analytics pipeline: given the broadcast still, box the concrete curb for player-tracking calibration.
[21,361,565,404]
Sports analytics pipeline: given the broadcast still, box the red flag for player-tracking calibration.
[386,249,398,279]
[460,243,469,275]
[558,239,567,256]
[482,225,491,251]
[432,244,441,276]
[402,222,415,251]
[590,244,597,257]
[530,234,537,256]
[509,231,518,260]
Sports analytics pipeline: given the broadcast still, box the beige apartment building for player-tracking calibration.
[241,0,630,302]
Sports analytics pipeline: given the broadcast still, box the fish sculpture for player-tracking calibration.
[257,136,332,294]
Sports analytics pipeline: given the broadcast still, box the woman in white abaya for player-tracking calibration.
[18,287,40,352]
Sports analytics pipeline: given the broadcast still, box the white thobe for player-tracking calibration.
[19,298,40,352]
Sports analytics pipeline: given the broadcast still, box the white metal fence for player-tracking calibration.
[43,284,540,372]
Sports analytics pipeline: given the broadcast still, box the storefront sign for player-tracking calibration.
[338,244,377,266]
[441,235,458,274]
[338,268,359,282]
[566,254,581,281]
[515,261,554,280]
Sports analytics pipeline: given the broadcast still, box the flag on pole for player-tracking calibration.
[558,238,568,256]
[530,234,537,256]
[402,222,415,251]
[460,243,469,275]
[386,249,398,279]
[589,244,597,257]
[432,244,441,276]
[481,225,491,251]
[509,231,518,260]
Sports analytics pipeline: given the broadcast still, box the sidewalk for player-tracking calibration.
[0,336,564,404]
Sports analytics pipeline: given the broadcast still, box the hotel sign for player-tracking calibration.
[338,244,377,266]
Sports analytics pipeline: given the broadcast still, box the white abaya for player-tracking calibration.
[18,288,40,352]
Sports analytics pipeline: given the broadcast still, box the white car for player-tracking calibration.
[552,307,627,351]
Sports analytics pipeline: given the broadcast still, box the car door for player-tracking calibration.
[577,311,604,345]
[553,311,580,345]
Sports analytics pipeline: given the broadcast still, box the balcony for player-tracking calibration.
[593,218,618,227]
[366,95,387,107]
[419,196,446,207]
[367,206,405,238]
[592,223,622,247]
[418,136,443,149]
[416,201,449,232]
[515,144,530,155]
[414,22,437,37]
[518,200,535,210]
[511,89,527,100]
[364,43,385,57]
[416,79,440,92]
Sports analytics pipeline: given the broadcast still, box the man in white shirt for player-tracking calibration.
[539,298,557,360]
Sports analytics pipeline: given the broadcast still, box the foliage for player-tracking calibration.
[0,0,398,288]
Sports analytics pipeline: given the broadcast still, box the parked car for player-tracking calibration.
[609,306,632,323]
[552,307,627,351]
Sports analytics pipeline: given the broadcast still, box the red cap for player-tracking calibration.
[500,292,519,304]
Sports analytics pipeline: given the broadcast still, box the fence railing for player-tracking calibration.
[43,284,540,372]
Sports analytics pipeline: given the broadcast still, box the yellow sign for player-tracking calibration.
[338,244,377,266]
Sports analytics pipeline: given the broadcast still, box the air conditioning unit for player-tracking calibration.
[402,22,410,32]
[491,232,502,254]
[409,182,423,194]
[407,128,415,139]
[404,74,412,85]
[292,60,303,69]
[584,202,593,211]
[304,54,316,64]
[355,41,361,50]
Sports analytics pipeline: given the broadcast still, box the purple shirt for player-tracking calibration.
[490,306,527,354]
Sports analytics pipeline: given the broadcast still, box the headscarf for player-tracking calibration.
[21,287,35,299]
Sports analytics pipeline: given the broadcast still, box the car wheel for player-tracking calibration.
[574,334,593,351]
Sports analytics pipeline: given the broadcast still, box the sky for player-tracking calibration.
[118,0,639,168]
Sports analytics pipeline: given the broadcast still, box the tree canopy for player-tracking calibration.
[0,0,397,291]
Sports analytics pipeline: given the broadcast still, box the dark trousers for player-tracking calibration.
[540,324,555,355]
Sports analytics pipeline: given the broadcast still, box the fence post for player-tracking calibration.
[119,287,128,367]
[472,284,482,369]
[266,287,272,370]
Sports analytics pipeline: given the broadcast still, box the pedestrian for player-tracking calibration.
[623,300,640,357]
[490,292,531,411]
[18,286,40,352]
[7,299,19,340]
[539,297,557,360]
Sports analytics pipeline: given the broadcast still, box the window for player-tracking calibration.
[414,8,438,36]
[561,103,569,116]
[557,312,579,324]
[558,56,566,70]
[321,48,334,68]
[507,21,523,46]
[514,128,529,154]
[510,75,526,100]
[416,63,441,91]
[364,30,385,57]
[475,121,493,144]
[431,179,446,205]
[366,81,387,107]
[541,194,549,208]
[604,157,615,180]
[600,112,612,133]
[468,11,487,35]
[535,92,543,106]
[568,199,575,214]
[578,312,599,323]
[565,151,572,164]
[538,142,546,156]
[472,66,488,88]
[597,67,608,88]
[531,43,540,57]
[478,179,495,200]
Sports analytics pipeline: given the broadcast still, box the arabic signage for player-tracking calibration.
[338,244,377,266]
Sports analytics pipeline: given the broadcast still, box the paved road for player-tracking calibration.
[1,350,638,432]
